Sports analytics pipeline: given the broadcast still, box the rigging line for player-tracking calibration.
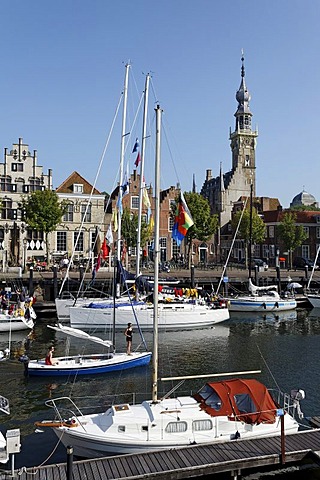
[256,343,280,391]
[162,118,181,187]
[215,195,249,295]
[59,92,124,296]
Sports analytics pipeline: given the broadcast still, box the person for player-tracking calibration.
[45,346,58,365]
[124,322,133,355]
[17,289,26,312]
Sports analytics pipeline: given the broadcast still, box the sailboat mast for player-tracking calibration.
[116,63,130,298]
[152,104,162,403]
[135,74,150,279]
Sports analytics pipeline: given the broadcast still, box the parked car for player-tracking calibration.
[238,258,268,271]
[293,257,319,270]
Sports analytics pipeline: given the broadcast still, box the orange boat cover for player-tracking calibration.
[193,378,278,425]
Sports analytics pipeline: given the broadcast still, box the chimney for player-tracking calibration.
[206,169,212,181]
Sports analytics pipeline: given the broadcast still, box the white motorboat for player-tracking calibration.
[39,103,305,458]
[228,279,297,312]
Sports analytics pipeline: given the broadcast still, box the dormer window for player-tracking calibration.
[316,216,320,224]
[73,183,83,193]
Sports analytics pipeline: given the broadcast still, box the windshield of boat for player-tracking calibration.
[196,384,222,411]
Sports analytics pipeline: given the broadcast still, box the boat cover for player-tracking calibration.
[194,378,278,424]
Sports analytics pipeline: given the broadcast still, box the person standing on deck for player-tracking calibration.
[124,323,133,355]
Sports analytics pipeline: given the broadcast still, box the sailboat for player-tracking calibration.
[23,323,151,377]
[40,105,304,457]
[227,278,297,312]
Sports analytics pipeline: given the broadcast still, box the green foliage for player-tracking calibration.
[182,192,219,243]
[277,212,308,268]
[232,207,266,244]
[291,205,320,211]
[21,190,67,233]
[121,208,150,248]
[20,190,67,267]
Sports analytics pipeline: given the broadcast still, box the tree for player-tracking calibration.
[20,190,67,267]
[277,212,308,269]
[121,208,150,250]
[177,192,219,265]
[232,207,266,266]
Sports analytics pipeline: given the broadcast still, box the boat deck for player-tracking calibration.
[2,428,320,479]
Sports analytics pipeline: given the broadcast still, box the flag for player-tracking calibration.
[111,208,118,232]
[133,138,141,167]
[134,152,141,167]
[132,138,139,153]
[101,238,110,259]
[172,192,194,246]
[106,224,113,244]
[121,164,130,197]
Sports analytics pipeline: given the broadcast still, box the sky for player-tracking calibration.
[0,0,319,208]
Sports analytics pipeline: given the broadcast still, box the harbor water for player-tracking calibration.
[1,307,320,477]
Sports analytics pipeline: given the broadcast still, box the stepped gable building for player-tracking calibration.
[0,138,52,268]
[54,171,106,263]
[201,54,258,229]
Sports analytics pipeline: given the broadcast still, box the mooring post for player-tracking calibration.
[28,266,34,296]
[66,445,73,480]
[53,265,58,299]
[190,263,195,289]
[280,413,286,464]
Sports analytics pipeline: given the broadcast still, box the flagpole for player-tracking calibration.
[116,62,130,297]
[136,73,150,281]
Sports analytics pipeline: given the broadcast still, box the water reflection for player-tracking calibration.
[1,308,320,469]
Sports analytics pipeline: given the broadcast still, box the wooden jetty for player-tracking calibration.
[2,428,320,479]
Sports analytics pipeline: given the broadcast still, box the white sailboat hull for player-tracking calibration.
[0,313,35,332]
[228,296,297,312]
[52,394,300,457]
[69,302,230,330]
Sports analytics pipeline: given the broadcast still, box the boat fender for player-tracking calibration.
[263,303,266,309]
[275,302,279,308]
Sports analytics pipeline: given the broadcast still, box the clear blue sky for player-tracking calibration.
[0,0,319,208]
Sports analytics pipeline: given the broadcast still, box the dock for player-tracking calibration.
[2,428,320,479]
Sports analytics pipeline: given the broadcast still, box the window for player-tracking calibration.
[165,422,187,433]
[269,226,274,238]
[168,216,174,232]
[234,394,257,414]
[245,155,250,166]
[172,239,180,259]
[11,163,23,172]
[73,231,84,251]
[131,196,139,209]
[73,183,83,193]
[29,178,42,192]
[81,203,91,222]
[63,203,74,222]
[57,232,67,251]
[317,227,320,239]
[303,227,309,238]
[0,176,12,192]
[193,420,213,431]
[302,245,310,258]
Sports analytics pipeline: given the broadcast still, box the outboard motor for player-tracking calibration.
[291,389,305,419]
